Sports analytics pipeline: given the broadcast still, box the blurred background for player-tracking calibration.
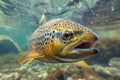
[0,0,120,80]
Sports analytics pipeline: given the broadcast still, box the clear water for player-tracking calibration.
[0,0,120,80]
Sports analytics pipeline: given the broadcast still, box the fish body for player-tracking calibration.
[17,15,99,66]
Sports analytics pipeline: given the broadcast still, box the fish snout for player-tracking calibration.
[84,31,99,42]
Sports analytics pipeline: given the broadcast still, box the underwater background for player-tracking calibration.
[0,0,120,80]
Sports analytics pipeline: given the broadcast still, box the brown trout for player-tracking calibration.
[17,15,99,67]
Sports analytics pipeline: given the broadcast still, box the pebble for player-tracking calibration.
[67,77,74,80]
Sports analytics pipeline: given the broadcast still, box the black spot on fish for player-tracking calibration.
[54,23,57,26]
[45,38,47,41]
[47,37,49,40]
[45,33,47,36]
[52,35,54,39]
[53,30,55,33]
[47,33,49,35]
[50,33,52,36]
[84,28,87,30]
[51,40,53,43]
[45,42,47,45]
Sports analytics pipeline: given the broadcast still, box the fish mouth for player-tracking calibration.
[55,40,100,62]
[69,40,99,56]
[73,41,96,50]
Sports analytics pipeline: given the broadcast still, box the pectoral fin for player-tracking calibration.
[72,60,88,67]
[16,51,45,68]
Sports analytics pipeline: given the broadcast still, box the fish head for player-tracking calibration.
[48,19,99,59]
[30,19,100,63]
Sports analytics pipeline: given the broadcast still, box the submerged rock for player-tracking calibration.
[0,60,120,80]
[0,53,18,70]
[109,58,120,68]
[0,35,21,54]
[91,64,120,80]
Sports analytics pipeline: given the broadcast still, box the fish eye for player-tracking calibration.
[62,29,74,41]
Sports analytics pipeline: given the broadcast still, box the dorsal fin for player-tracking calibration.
[39,14,46,25]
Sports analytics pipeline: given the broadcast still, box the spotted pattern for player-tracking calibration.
[28,19,93,52]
